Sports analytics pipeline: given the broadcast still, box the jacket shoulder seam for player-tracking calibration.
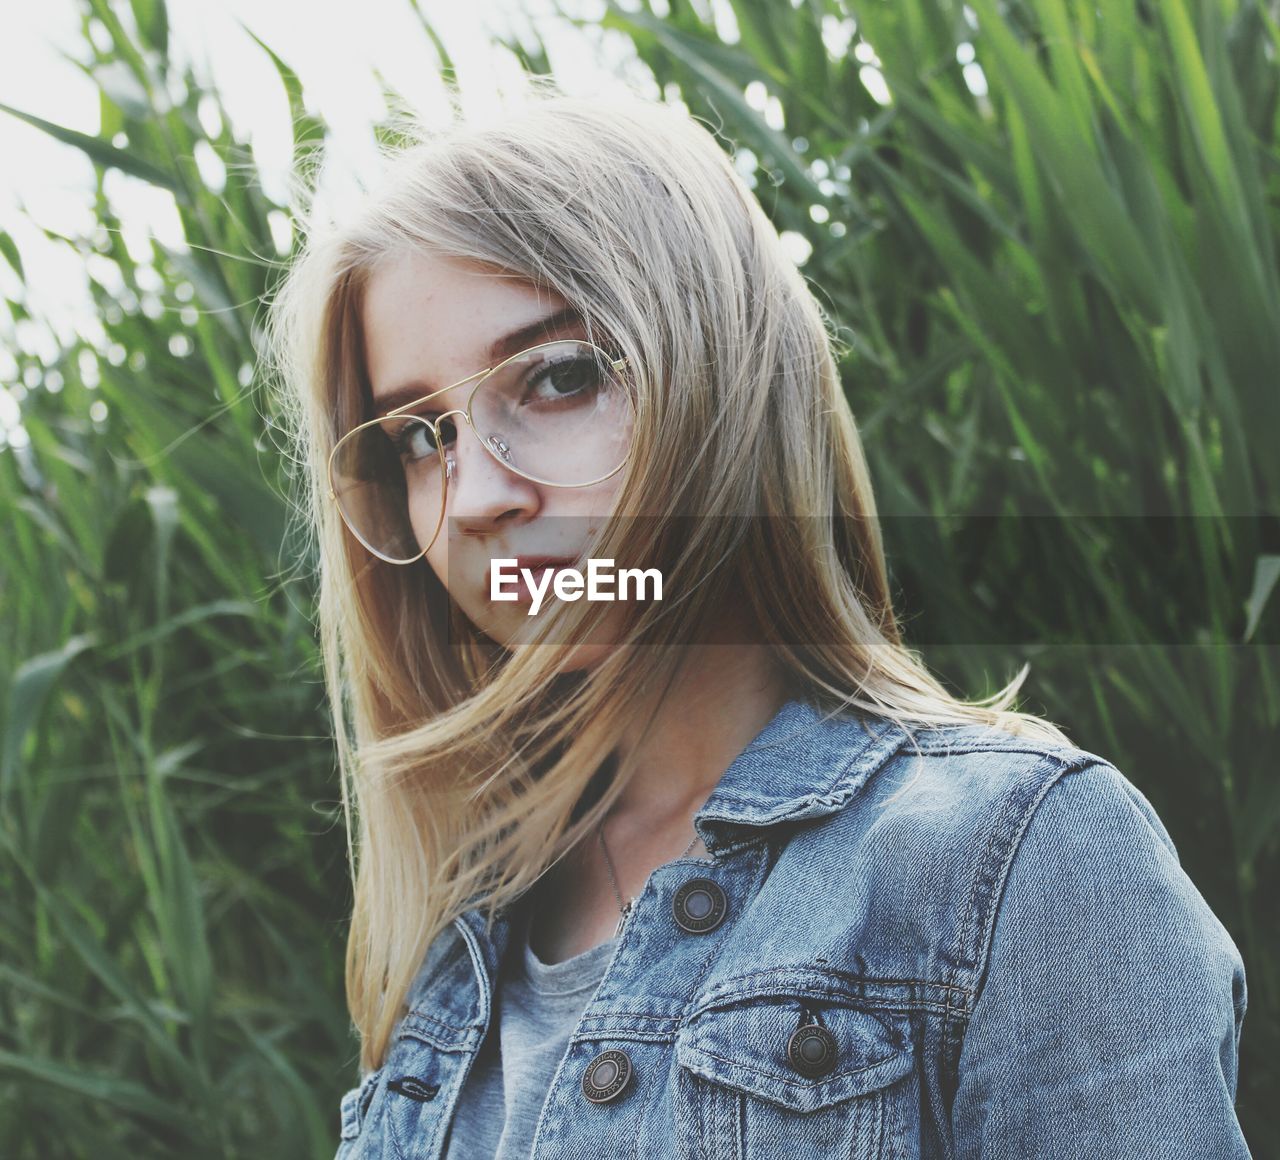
[950,750,1108,995]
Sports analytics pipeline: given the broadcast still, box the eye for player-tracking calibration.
[388,419,441,462]
[522,354,602,404]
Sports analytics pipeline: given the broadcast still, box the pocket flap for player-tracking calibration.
[676,995,913,1113]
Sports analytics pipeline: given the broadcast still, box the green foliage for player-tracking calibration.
[0,3,353,1157]
[1,0,1276,1154]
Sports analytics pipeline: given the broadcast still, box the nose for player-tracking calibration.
[436,409,540,536]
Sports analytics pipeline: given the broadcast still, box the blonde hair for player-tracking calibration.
[263,77,1069,1071]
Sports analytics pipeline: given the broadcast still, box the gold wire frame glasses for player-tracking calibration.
[327,339,633,564]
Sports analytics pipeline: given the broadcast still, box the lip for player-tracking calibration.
[485,554,580,597]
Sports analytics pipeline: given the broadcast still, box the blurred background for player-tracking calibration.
[1,0,1277,1155]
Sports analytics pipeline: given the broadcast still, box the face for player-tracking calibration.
[360,250,632,671]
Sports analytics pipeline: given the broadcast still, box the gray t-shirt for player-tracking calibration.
[443,905,618,1158]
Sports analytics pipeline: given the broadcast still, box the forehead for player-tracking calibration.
[361,251,570,394]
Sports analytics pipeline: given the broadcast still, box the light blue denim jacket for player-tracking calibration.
[335,696,1250,1158]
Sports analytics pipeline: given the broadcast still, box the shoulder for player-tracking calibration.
[822,719,1206,965]
[859,720,1176,864]
[856,720,1242,985]
[821,719,1244,1029]
[931,726,1250,1150]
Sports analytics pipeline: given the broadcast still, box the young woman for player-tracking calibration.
[266,82,1250,1158]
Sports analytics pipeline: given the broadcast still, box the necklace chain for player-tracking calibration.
[597,817,701,918]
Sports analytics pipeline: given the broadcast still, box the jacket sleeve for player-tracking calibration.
[951,759,1250,1158]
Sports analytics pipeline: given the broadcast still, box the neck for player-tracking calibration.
[525,628,794,963]
[606,640,793,834]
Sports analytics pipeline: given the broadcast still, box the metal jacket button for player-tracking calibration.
[672,877,727,934]
[582,1049,632,1104]
[787,1022,839,1078]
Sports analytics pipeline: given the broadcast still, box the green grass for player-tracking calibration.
[1,2,350,1155]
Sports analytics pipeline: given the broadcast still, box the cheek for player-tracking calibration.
[425,548,448,594]
[422,518,449,585]
[410,495,445,567]
[573,474,625,522]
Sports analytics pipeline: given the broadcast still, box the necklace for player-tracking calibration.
[597,817,702,937]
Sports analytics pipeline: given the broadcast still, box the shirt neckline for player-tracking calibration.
[518,904,618,997]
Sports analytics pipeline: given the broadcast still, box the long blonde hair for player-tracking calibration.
[263,78,1069,1071]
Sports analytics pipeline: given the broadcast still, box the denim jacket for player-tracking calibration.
[334,696,1250,1158]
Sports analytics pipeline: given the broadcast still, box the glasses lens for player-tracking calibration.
[470,341,633,486]
[330,341,633,562]
[330,414,445,563]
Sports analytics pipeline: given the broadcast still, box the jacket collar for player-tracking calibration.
[445,691,906,1019]
[689,694,907,851]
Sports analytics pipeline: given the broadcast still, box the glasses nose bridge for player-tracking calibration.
[432,407,475,465]
[433,405,496,484]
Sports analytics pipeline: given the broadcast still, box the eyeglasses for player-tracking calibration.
[327,339,634,564]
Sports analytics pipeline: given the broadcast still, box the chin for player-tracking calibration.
[542,642,617,673]
[495,632,618,674]
[465,610,621,673]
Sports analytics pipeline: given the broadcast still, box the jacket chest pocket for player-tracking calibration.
[673,994,916,1160]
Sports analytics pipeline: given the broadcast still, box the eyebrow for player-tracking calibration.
[370,305,586,418]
